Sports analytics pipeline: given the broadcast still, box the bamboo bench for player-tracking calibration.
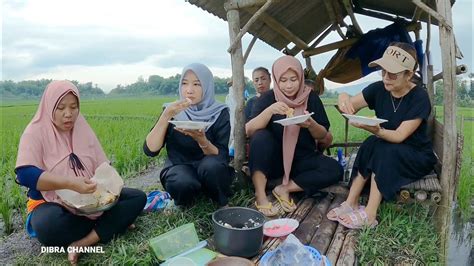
[325,117,464,205]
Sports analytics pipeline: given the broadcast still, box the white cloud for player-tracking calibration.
[2,0,472,93]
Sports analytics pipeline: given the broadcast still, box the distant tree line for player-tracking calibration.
[109,74,256,96]
[1,75,374,101]
[0,79,105,99]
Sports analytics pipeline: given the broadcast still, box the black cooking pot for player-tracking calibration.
[212,207,266,258]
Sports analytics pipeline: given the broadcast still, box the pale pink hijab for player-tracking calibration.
[272,56,311,185]
[16,80,108,217]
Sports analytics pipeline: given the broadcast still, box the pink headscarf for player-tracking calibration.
[16,80,108,217]
[272,56,311,185]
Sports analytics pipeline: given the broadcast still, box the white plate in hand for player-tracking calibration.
[168,120,212,130]
[342,114,388,126]
[274,112,314,126]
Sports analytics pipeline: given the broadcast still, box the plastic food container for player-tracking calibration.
[149,223,199,261]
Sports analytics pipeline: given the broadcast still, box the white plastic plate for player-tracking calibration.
[169,121,212,130]
[263,218,299,238]
[342,114,388,126]
[274,112,314,126]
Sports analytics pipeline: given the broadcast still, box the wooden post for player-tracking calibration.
[225,2,247,178]
[227,0,274,53]
[435,0,457,262]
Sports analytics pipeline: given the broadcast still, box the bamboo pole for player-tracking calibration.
[227,0,274,53]
[310,196,344,253]
[243,35,258,64]
[432,64,467,82]
[435,1,457,262]
[415,190,428,201]
[412,0,452,30]
[336,230,357,266]
[226,2,247,178]
[294,196,332,244]
[248,7,309,51]
[303,22,421,57]
[326,224,347,264]
[224,0,267,10]
[427,64,435,137]
[285,25,333,55]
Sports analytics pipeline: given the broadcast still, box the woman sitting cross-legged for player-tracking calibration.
[246,55,343,217]
[327,42,437,229]
[144,63,233,208]
[15,80,147,265]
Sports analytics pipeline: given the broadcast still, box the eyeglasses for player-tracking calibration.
[381,69,404,80]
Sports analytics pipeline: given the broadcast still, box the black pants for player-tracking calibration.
[160,156,232,206]
[31,188,146,247]
[249,129,342,196]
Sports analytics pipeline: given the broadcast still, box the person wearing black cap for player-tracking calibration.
[327,42,437,229]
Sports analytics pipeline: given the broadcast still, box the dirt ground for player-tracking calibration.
[0,166,162,265]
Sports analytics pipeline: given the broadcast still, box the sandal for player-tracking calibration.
[326,202,365,221]
[255,201,279,217]
[143,190,171,212]
[337,209,378,229]
[272,189,296,213]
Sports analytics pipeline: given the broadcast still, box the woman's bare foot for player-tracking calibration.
[67,244,80,265]
[128,223,136,230]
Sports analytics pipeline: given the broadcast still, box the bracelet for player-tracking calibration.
[198,140,209,149]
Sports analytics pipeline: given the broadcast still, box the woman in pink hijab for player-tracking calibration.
[15,80,146,264]
[246,56,342,217]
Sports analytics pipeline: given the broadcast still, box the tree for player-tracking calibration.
[469,73,474,100]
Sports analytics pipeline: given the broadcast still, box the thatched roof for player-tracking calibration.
[187,0,455,54]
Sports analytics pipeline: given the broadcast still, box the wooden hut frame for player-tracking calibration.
[188,0,464,262]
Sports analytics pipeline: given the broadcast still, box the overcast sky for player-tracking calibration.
[2,0,472,92]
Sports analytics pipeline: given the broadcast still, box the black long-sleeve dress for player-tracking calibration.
[144,110,232,206]
[351,81,437,200]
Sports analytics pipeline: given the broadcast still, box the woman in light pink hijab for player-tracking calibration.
[246,56,342,217]
[15,80,146,264]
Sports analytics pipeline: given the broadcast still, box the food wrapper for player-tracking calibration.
[56,162,124,210]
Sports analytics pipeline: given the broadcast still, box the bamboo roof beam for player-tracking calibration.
[342,0,363,34]
[226,0,274,53]
[302,22,422,57]
[303,38,358,57]
[412,0,452,30]
[248,7,309,51]
[433,64,467,82]
[243,35,258,64]
[323,0,346,39]
[224,0,268,10]
[285,24,333,56]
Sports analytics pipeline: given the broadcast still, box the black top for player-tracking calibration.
[144,110,231,167]
[362,81,432,149]
[244,96,258,122]
[249,90,330,159]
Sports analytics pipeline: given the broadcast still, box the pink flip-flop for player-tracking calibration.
[337,208,378,229]
[326,202,365,221]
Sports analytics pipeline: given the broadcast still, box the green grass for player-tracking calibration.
[14,187,254,265]
[357,203,439,265]
[434,106,474,218]
[1,98,472,265]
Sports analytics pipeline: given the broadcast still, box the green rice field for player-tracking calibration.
[1,96,472,264]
